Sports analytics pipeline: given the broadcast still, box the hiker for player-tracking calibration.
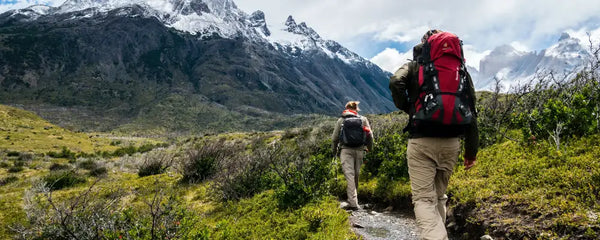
[389,30,479,239]
[331,101,374,211]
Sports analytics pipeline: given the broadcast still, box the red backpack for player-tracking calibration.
[413,32,473,128]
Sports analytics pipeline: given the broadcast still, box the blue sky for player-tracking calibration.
[2,0,600,73]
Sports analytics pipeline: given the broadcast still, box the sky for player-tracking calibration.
[2,0,600,73]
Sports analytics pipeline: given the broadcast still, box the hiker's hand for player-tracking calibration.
[464,158,476,170]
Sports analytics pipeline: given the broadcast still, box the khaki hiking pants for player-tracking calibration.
[407,137,460,240]
[340,147,364,208]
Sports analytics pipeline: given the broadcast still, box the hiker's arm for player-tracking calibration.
[364,117,374,152]
[389,63,411,113]
[464,71,479,162]
[332,118,342,156]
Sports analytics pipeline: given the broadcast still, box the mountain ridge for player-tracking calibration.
[0,0,394,133]
[473,33,590,90]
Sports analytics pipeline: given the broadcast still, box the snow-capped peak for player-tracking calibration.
[544,32,588,59]
[284,15,320,40]
[475,32,591,91]
[9,0,370,67]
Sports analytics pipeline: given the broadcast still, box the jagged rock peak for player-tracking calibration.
[558,32,571,41]
[285,15,297,28]
[172,0,210,15]
[249,10,270,37]
[249,10,266,26]
[284,15,320,40]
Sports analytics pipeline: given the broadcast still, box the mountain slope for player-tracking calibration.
[0,0,394,133]
[0,104,119,153]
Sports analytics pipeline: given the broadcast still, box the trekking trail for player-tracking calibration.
[343,203,419,240]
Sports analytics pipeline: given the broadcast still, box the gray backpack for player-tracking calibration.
[340,115,366,147]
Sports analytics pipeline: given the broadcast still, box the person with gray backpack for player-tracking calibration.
[332,101,374,211]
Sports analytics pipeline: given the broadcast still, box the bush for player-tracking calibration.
[179,141,237,184]
[76,159,108,177]
[0,161,10,168]
[48,163,71,171]
[7,151,19,157]
[18,152,34,161]
[0,176,18,186]
[14,181,207,240]
[137,143,160,153]
[89,166,108,177]
[270,139,335,209]
[43,170,87,191]
[77,159,98,170]
[8,163,24,173]
[362,114,409,180]
[137,151,173,177]
[212,149,277,201]
[112,145,137,157]
[46,147,76,160]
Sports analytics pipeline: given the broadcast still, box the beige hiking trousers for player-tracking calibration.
[340,147,364,208]
[407,137,460,240]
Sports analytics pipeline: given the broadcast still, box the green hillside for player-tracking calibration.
[0,104,118,153]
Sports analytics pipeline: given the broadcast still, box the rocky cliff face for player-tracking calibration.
[0,0,394,132]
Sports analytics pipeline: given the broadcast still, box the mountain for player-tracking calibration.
[0,0,394,133]
[473,33,590,91]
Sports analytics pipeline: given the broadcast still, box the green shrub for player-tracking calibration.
[272,140,335,209]
[0,161,10,168]
[7,166,24,173]
[46,147,76,160]
[138,151,172,177]
[180,141,235,184]
[6,151,19,157]
[43,170,87,190]
[77,159,98,170]
[211,150,276,201]
[89,167,108,177]
[15,183,207,240]
[137,143,158,153]
[18,152,34,161]
[112,145,137,157]
[48,163,71,171]
[0,176,18,186]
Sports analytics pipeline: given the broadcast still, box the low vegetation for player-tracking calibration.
[1,45,599,239]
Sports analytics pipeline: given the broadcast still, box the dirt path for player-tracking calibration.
[348,207,420,240]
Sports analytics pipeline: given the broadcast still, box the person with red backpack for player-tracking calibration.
[332,101,374,211]
[389,30,479,239]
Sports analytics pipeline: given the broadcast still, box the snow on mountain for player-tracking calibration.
[474,33,589,91]
[7,0,367,66]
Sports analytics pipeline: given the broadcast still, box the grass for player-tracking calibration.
[2,105,599,239]
[448,133,600,238]
[0,105,118,153]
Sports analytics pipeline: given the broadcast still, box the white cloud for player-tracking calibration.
[235,0,600,57]
[370,48,412,73]
[566,27,600,48]
[462,45,491,71]
[509,41,530,52]
[371,44,492,73]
